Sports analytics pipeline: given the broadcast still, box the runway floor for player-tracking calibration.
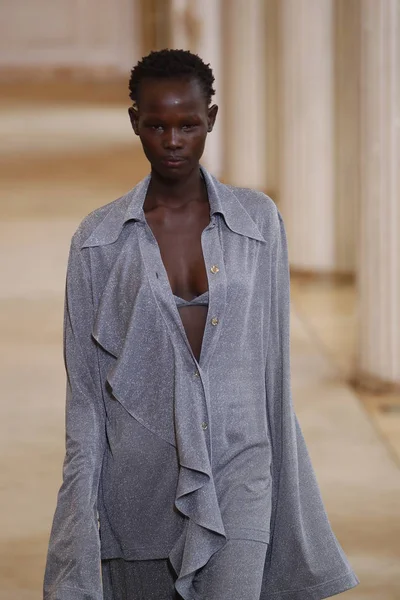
[0,82,399,600]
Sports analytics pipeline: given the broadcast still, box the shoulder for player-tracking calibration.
[69,191,134,251]
[224,183,282,238]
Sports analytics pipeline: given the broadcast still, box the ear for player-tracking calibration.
[128,106,139,135]
[207,104,218,133]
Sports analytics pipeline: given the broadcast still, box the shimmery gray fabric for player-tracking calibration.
[101,539,267,600]
[192,539,268,600]
[101,557,181,600]
[43,166,359,600]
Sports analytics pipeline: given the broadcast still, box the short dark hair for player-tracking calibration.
[129,48,215,106]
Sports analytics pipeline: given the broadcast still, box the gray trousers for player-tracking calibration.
[101,539,268,600]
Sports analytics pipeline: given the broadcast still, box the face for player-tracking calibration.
[128,77,218,180]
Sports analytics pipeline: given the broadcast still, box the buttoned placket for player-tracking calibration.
[137,213,227,463]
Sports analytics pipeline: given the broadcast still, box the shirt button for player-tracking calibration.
[194,370,200,377]
[201,422,208,430]
[210,265,219,274]
[211,317,219,326]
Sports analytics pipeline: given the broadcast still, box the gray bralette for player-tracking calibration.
[173,290,209,308]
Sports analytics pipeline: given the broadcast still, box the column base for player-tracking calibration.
[290,269,354,284]
[350,372,400,396]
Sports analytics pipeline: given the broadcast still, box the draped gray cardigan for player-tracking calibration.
[43,166,359,600]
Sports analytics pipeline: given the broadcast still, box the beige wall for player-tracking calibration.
[0,0,140,76]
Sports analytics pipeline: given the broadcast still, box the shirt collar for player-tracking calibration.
[81,165,266,248]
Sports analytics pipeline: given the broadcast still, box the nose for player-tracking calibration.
[163,127,183,150]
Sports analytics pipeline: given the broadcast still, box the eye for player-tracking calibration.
[150,124,164,131]
[182,124,196,131]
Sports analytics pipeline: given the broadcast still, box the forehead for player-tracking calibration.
[137,77,207,113]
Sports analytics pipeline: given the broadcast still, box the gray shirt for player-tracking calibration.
[44,166,358,600]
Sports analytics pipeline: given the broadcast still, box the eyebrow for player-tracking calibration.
[141,113,202,121]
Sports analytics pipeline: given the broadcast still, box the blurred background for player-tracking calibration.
[0,0,399,598]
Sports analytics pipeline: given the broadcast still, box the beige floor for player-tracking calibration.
[0,83,399,600]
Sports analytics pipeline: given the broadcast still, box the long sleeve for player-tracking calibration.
[43,240,106,600]
[261,211,358,599]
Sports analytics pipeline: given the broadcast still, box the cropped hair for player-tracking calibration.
[129,48,215,105]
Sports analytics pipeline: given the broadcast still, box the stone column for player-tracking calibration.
[169,0,192,49]
[279,0,335,271]
[222,0,267,190]
[169,0,223,178]
[265,0,280,200]
[192,0,223,178]
[358,0,400,388]
[334,0,361,274]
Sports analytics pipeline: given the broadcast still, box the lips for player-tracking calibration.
[162,156,186,167]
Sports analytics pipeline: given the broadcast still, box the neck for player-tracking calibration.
[147,165,206,207]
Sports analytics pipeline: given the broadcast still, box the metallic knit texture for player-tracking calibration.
[43,166,359,600]
[100,539,267,600]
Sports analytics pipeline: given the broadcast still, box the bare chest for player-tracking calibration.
[145,203,211,300]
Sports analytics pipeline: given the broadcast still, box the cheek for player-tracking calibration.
[139,135,159,154]
[191,133,207,153]
[196,139,207,159]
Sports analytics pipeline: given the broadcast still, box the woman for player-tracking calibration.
[43,49,359,600]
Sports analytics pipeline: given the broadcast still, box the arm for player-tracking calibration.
[261,211,358,598]
[43,240,106,600]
